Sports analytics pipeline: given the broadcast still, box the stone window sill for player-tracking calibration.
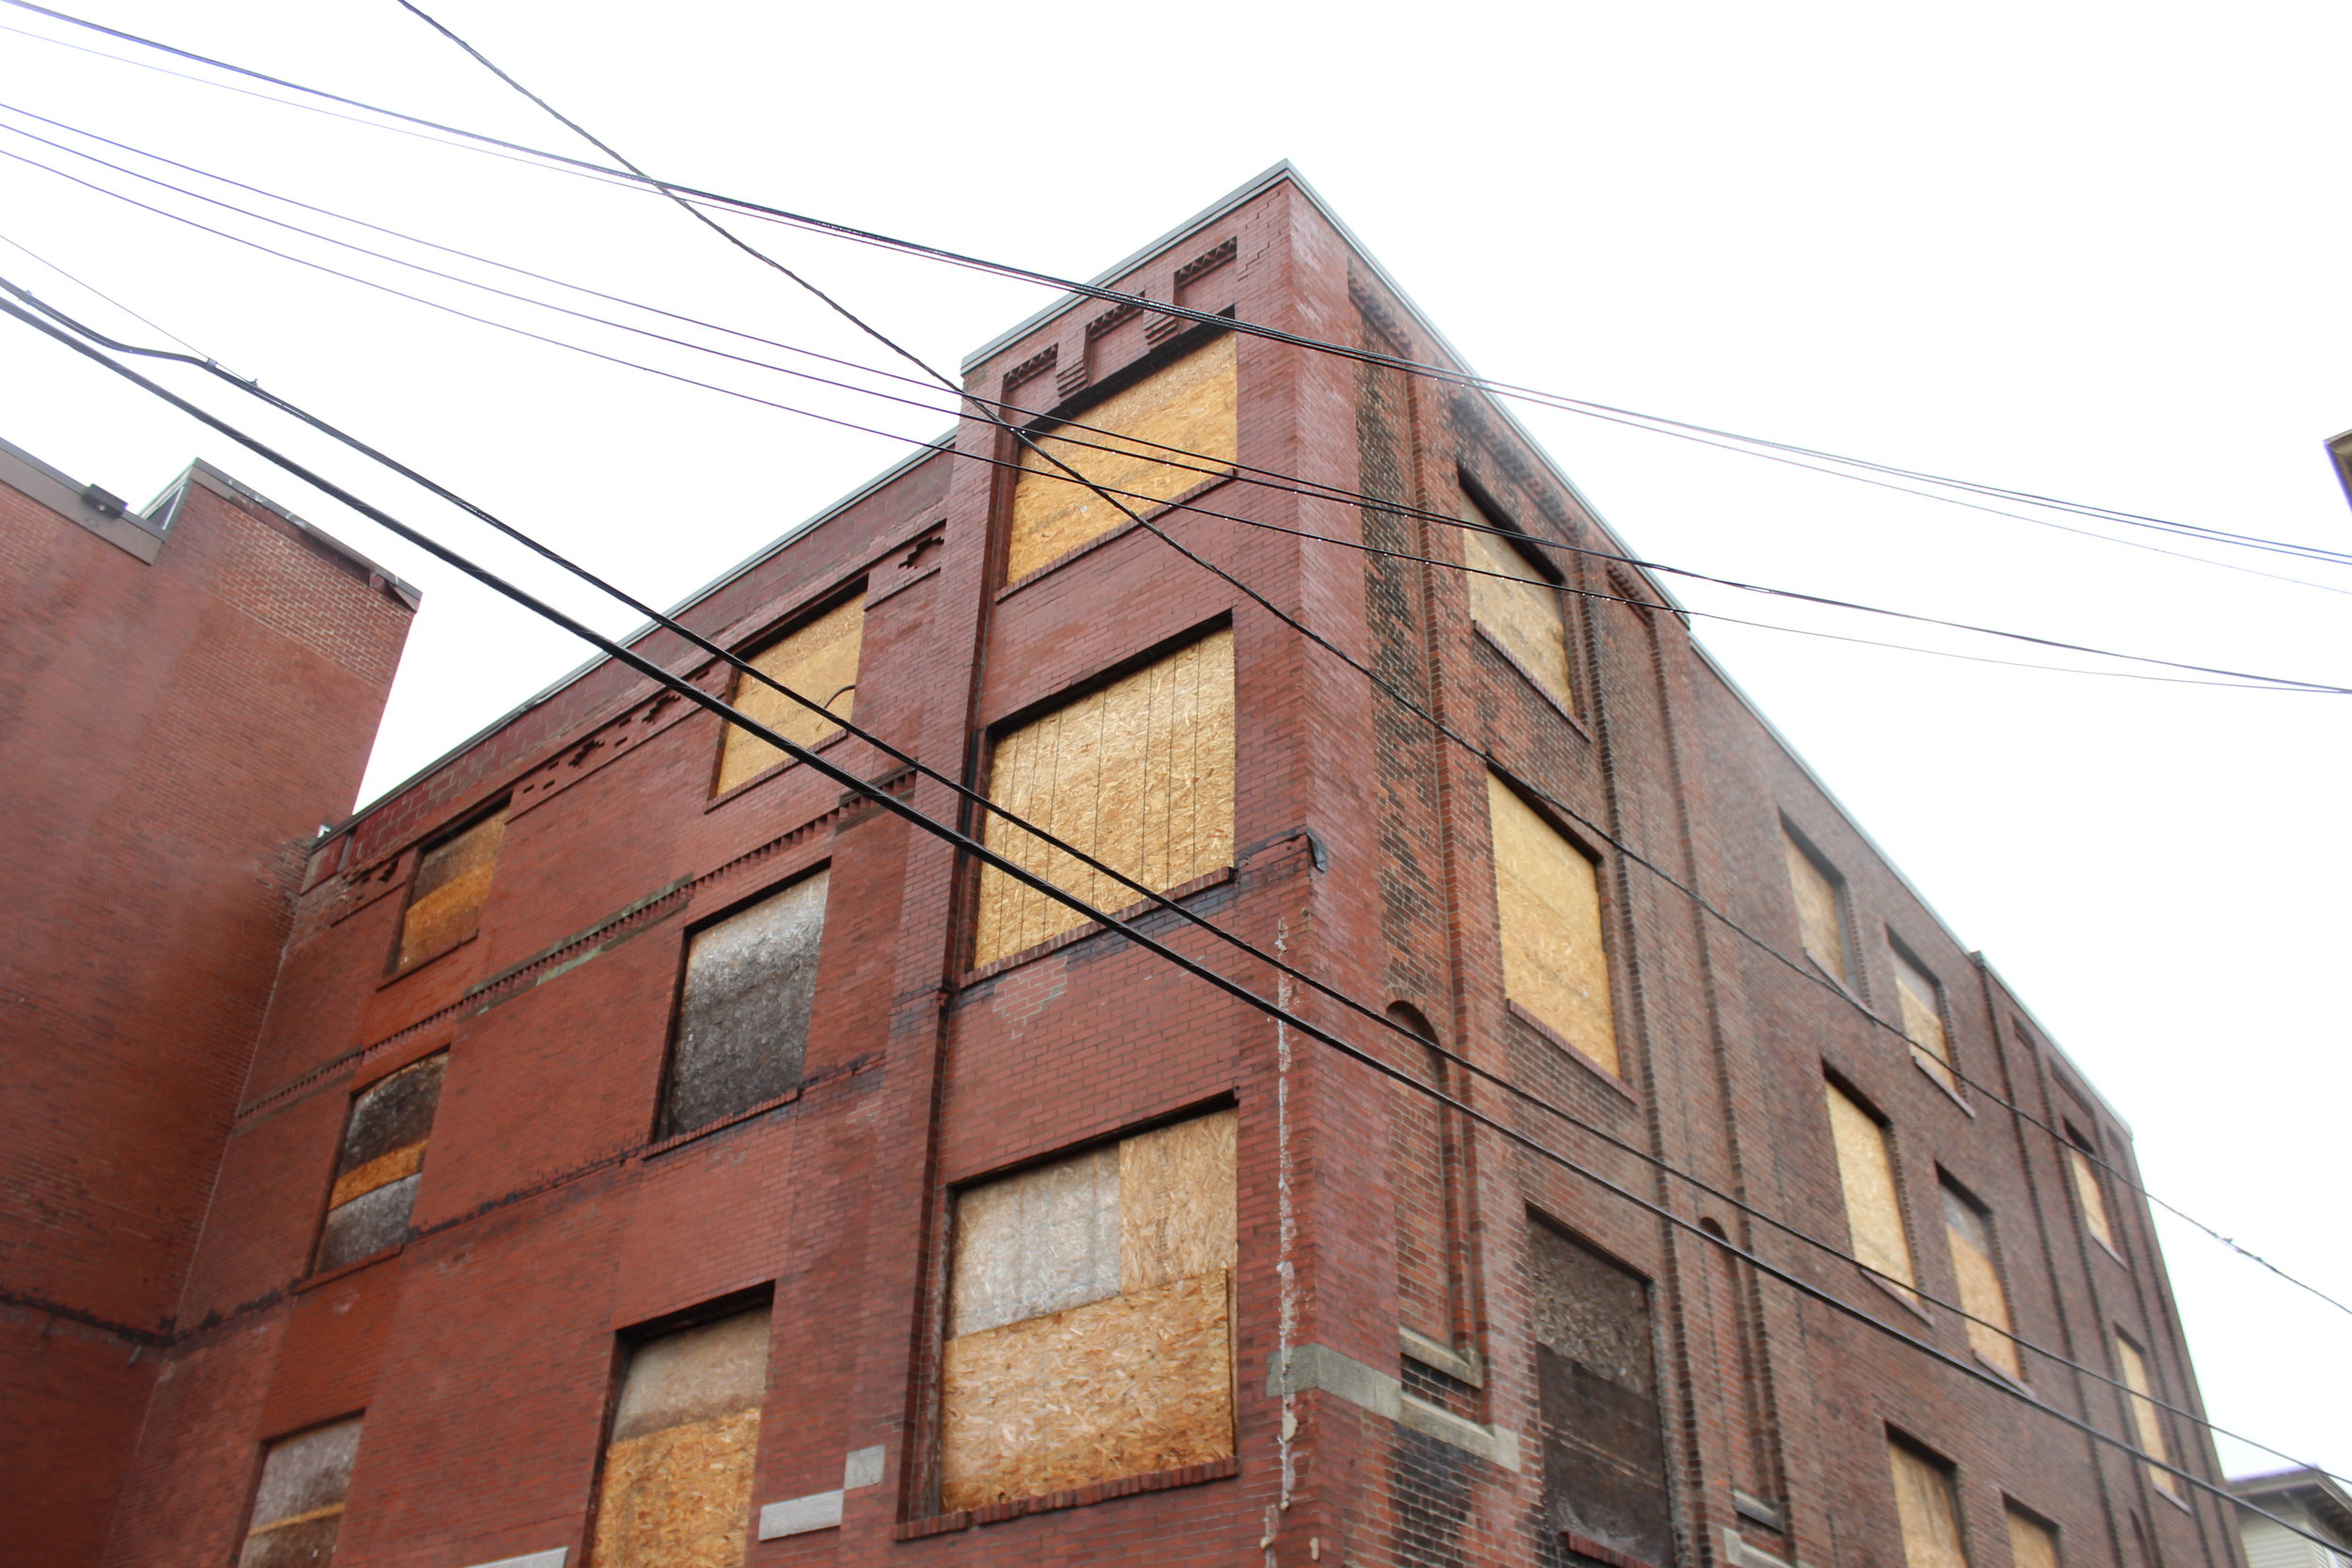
[894,1456,1236,1539]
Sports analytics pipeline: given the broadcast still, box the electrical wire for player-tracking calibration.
[4,122,2345,699]
[8,119,2341,1349]
[8,296,2339,1548]
[3,0,2347,573]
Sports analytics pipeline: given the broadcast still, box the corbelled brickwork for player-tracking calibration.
[5,171,2233,1568]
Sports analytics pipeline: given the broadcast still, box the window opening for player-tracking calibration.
[661,870,829,1138]
[1825,1079,1915,1296]
[315,1053,443,1273]
[1488,772,1618,1075]
[240,1417,362,1568]
[1940,1177,2022,1381]
[1782,828,1851,986]
[715,591,865,794]
[591,1306,771,1567]
[398,807,506,968]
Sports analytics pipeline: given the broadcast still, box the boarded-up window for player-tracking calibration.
[1465,505,1576,711]
[399,808,506,968]
[941,1109,1235,1512]
[1488,771,1617,1075]
[1783,829,1850,985]
[2064,1132,2119,1255]
[592,1307,770,1568]
[1005,334,1238,582]
[662,871,828,1138]
[715,593,865,794]
[1825,1080,1915,1292]
[1888,1436,1970,1568]
[1941,1178,2021,1382]
[2113,1333,2179,1497]
[972,630,1234,968]
[1893,947,1958,1094]
[316,1054,443,1273]
[1530,1223,1673,1568]
[2007,1505,2062,1568]
[240,1416,362,1568]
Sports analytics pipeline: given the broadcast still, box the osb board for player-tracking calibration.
[1887,1440,1968,1568]
[1005,334,1237,583]
[1893,956,1955,1090]
[400,810,506,966]
[972,629,1234,968]
[2066,1146,2117,1250]
[1528,1222,1655,1393]
[718,592,866,793]
[328,1138,425,1208]
[1120,1109,1236,1294]
[2112,1335,2178,1487]
[1940,1187,2020,1379]
[1465,523,1575,709]
[316,1174,420,1273]
[1824,1084,1915,1289]
[1486,773,1617,1074]
[612,1309,771,1441]
[237,1509,342,1568]
[246,1417,362,1531]
[2006,1509,2061,1568]
[337,1054,443,1177]
[1781,832,1848,982]
[666,870,830,1134]
[950,1145,1120,1338]
[940,1271,1233,1513]
[592,1406,760,1568]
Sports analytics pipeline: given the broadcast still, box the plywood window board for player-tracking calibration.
[2007,1505,2062,1568]
[1893,948,1958,1094]
[1464,506,1576,712]
[316,1053,444,1273]
[1004,334,1238,584]
[2064,1138,2119,1255]
[1487,772,1618,1075]
[940,1109,1236,1513]
[1530,1222,1674,1568]
[716,592,866,795]
[1782,829,1851,985]
[2113,1333,2180,1497]
[592,1307,771,1568]
[399,807,506,968]
[1825,1080,1916,1292]
[972,630,1235,970]
[240,1416,362,1568]
[1941,1180,2022,1381]
[1888,1436,1971,1568]
[663,870,829,1138]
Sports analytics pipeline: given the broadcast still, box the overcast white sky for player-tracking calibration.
[2,0,2344,1490]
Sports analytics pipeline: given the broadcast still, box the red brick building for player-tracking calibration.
[0,438,415,1566]
[6,167,2235,1568]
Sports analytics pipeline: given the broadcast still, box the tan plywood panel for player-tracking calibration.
[2065,1145,2117,1253]
[1824,1082,1915,1290]
[716,593,865,794]
[327,1140,425,1210]
[1888,1439,1970,1568]
[1782,831,1849,983]
[2113,1334,2179,1496]
[591,1406,760,1568]
[400,809,506,967]
[1120,1108,1237,1294]
[939,1271,1233,1512]
[1941,1183,2021,1380]
[1486,772,1618,1074]
[1465,520,1575,710]
[2007,1508,2062,1568]
[239,1417,361,1568]
[1005,334,1237,583]
[1894,952,1957,1093]
[594,1308,770,1568]
[973,630,1234,968]
[949,1145,1120,1338]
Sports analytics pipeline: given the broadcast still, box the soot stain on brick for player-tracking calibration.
[1394,1425,1475,1568]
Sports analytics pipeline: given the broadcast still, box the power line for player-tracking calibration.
[8,298,2334,1548]
[4,0,2347,574]
[5,120,2346,699]
[387,0,2352,1367]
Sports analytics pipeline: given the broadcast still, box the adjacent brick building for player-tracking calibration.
[5,166,2237,1568]
[0,438,416,1565]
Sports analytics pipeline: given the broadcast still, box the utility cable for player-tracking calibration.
[10,298,2336,1546]
[13,263,2319,1486]
[387,0,2352,1369]
[4,122,2344,700]
[3,0,2346,573]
